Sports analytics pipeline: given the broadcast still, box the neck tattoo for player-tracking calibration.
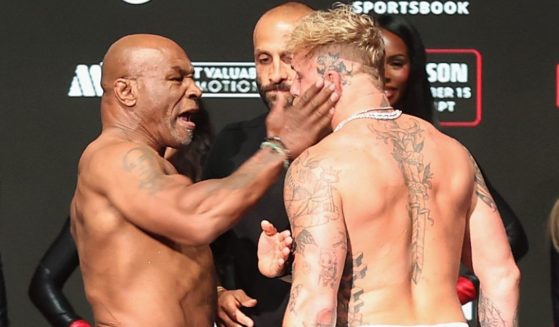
[333,107,402,132]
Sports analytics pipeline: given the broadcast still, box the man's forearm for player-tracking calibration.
[222,147,286,206]
[478,270,520,327]
[185,147,286,244]
[283,286,336,327]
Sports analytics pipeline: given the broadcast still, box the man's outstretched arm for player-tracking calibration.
[85,81,338,247]
[463,156,520,327]
[282,152,346,327]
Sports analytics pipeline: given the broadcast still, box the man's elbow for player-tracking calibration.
[507,263,521,290]
[314,307,336,326]
[176,216,226,246]
[173,228,218,246]
[502,260,521,288]
[482,261,520,295]
[289,297,337,327]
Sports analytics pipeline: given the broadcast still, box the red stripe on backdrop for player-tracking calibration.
[426,48,483,127]
[556,64,559,108]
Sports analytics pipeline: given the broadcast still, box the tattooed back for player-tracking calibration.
[284,114,476,325]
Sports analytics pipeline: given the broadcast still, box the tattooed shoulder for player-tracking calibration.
[122,146,164,195]
[285,154,342,228]
[467,152,497,211]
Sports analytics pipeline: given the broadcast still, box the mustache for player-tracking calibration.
[260,82,291,93]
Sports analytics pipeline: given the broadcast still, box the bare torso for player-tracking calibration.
[314,115,473,325]
[70,133,216,327]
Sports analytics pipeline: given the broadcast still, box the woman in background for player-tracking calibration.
[548,199,559,326]
[0,253,8,327]
[376,14,434,123]
[375,13,529,305]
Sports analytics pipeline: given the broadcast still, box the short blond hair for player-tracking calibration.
[549,199,559,251]
[287,3,384,83]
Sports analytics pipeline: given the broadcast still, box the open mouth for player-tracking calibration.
[177,110,197,130]
[384,88,395,99]
[178,111,193,122]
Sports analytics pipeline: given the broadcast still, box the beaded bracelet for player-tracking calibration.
[261,137,290,169]
[266,136,289,156]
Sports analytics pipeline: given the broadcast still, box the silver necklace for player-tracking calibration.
[334,107,402,132]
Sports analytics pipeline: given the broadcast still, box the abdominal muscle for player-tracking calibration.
[78,220,217,327]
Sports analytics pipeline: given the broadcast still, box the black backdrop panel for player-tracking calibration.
[1,1,558,325]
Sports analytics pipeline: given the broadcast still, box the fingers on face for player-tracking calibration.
[300,81,328,107]
[306,85,337,124]
[299,81,322,105]
[318,85,338,116]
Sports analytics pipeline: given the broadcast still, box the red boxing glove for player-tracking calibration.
[456,275,477,304]
[69,320,92,327]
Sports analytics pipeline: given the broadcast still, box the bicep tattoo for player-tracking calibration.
[468,154,497,211]
[285,153,342,229]
[285,154,348,324]
[318,249,339,288]
[122,147,164,195]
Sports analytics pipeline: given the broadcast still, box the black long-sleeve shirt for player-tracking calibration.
[28,218,83,327]
[0,254,8,327]
[551,246,559,326]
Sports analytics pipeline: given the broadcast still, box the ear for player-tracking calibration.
[324,70,343,93]
[114,78,137,107]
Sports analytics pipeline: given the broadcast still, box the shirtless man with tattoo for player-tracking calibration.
[258,5,519,327]
[69,34,338,326]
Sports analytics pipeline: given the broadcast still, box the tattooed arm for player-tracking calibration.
[462,155,520,327]
[282,152,347,327]
[81,142,289,246]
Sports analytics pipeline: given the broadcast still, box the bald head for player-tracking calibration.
[253,2,313,44]
[101,34,187,93]
[99,33,201,149]
[253,2,313,109]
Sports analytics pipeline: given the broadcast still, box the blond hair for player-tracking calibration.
[287,3,384,83]
[549,198,559,251]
